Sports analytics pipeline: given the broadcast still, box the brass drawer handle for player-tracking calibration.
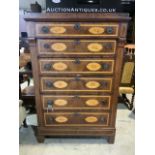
[102,63,110,70]
[44,64,51,70]
[41,26,49,33]
[106,27,114,34]
[74,23,81,30]
[44,44,50,49]
[45,81,53,88]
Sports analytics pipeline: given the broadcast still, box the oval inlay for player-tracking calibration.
[86,63,101,71]
[53,81,68,89]
[53,62,68,71]
[54,99,68,106]
[85,99,99,106]
[55,116,68,123]
[85,116,98,123]
[85,81,100,89]
[87,43,103,52]
[89,27,105,35]
[51,43,67,52]
[50,27,66,34]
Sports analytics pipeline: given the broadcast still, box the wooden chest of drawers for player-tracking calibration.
[24,13,130,143]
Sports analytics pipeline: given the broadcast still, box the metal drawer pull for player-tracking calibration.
[44,44,50,49]
[45,81,53,88]
[47,100,53,111]
[44,64,51,70]
[48,116,53,122]
[106,27,114,34]
[74,58,81,64]
[41,26,49,33]
[74,23,81,30]
[101,100,106,105]
[102,63,110,70]
[100,116,105,122]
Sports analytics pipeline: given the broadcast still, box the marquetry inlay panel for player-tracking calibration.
[53,62,68,71]
[54,99,68,106]
[51,43,67,52]
[55,116,68,123]
[85,99,99,106]
[88,27,105,34]
[85,81,101,89]
[85,116,98,123]
[53,81,68,89]
[87,43,103,52]
[50,27,66,34]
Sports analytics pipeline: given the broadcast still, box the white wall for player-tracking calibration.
[19,0,46,10]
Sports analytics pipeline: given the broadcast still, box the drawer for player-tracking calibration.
[44,112,109,126]
[39,59,114,74]
[36,22,119,37]
[40,77,112,93]
[37,39,116,55]
[42,95,111,110]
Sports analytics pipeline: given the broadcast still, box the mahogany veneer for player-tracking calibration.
[24,13,130,143]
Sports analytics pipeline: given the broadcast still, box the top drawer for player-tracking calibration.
[36,22,119,38]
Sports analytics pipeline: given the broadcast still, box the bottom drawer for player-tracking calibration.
[44,112,109,127]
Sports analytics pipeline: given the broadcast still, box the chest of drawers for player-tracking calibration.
[24,13,130,143]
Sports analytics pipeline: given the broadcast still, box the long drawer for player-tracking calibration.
[39,59,114,75]
[40,77,112,93]
[37,39,116,56]
[41,95,111,110]
[44,112,109,126]
[36,22,119,38]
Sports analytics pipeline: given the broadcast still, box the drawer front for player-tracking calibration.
[42,95,111,110]
[44,112,109,126]
[36,23,119,37]
[38,39,116,55]
[40,77,112,92]
[39,59,114,74]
